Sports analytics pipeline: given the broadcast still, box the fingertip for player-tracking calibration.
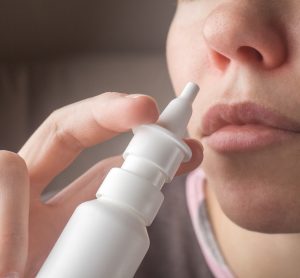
[0,151,29,202]
[176,138,204,176]
[123,94,160,127]
[185,138,204,162]
[0,151,28,178]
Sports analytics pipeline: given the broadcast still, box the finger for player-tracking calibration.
[0,151,30,277]
[19,93,159,193]
[47,139,203,211]
[176,138,204,176]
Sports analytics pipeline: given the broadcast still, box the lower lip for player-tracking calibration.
[203,124,299,152]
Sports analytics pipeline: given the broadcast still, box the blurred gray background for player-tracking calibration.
[0,0,177,195]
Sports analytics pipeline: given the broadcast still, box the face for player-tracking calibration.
[167,0,300,233]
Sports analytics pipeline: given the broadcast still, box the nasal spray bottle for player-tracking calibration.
[37,82,199,278]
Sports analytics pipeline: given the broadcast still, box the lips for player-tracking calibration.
[201,102,300,152]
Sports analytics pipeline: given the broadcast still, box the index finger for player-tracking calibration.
[19,92,159,193]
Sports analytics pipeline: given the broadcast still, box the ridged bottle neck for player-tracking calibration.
[121,155,166,189]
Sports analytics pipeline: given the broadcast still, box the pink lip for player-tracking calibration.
[201,102,300,152]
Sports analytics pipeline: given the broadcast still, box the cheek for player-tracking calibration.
[167,15,211,94]
[166,2,223,96]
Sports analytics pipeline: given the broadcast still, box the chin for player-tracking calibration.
[218,187,300,234]
[202,143,300,234]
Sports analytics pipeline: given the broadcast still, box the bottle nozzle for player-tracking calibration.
[178,82,199,103]
[157,82,199,138]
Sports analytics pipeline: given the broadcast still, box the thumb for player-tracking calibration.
[0,151,30,278]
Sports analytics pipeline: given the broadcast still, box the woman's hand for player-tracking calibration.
[0,92,203,277]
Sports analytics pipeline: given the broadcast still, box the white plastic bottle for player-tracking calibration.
[37,82,199,278]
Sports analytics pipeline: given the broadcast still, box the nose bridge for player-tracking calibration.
[202,4,287,71]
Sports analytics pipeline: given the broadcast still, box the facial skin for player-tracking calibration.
[167,0,300,233]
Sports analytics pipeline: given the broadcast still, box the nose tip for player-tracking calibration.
[203,5,287,71]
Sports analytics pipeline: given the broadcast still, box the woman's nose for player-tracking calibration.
[202,4,287,71]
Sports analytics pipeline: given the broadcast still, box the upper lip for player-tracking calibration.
[201,102,300,136]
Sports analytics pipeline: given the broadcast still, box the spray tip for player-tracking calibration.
[157,82,199,138]
[179,82,199,103]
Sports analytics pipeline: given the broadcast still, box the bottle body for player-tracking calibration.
[37,199,149,278]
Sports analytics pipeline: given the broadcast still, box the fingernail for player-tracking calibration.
[126,94,145,99]
[3,272,19,278]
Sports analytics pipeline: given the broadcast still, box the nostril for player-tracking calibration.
[209,49,231,71]
[237,46,264,63]
[202,3,287,71]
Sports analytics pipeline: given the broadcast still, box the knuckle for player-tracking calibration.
[46,108,84,152]
[48,107,63,121]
